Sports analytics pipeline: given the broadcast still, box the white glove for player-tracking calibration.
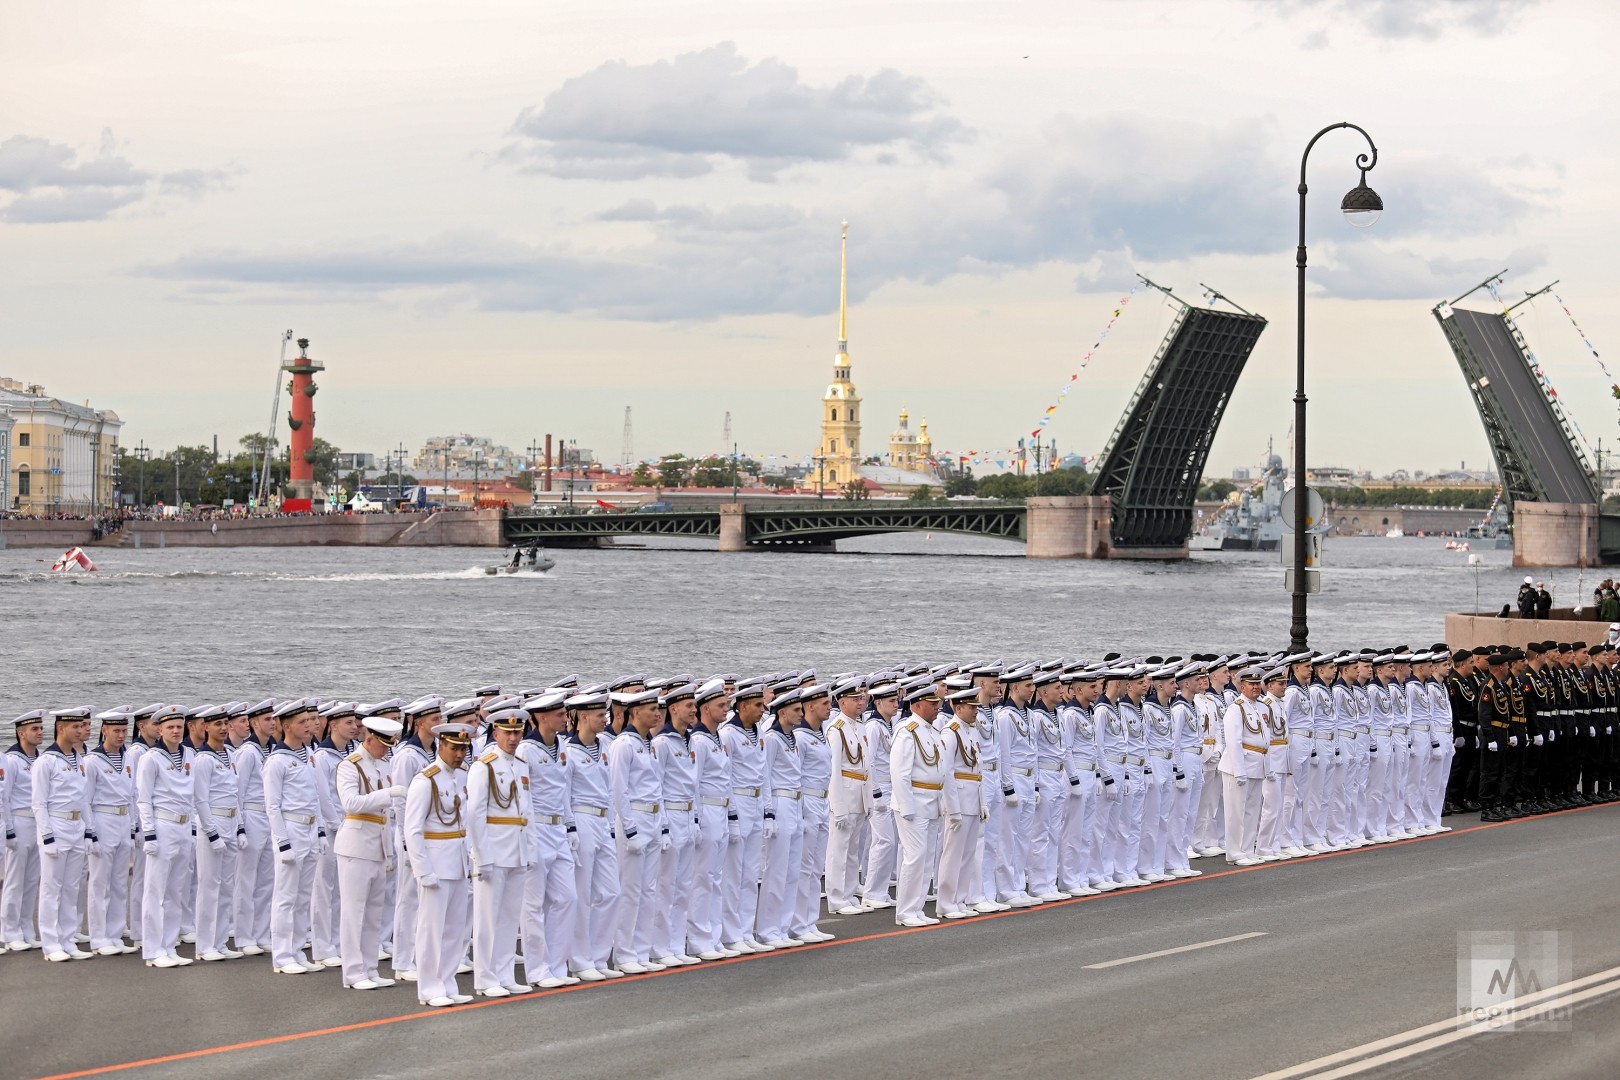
[834,815,855,832]
[42,840,60,858]
[236,832,249,851]
[568,830,580,853]
[471,858,485,881]
[1120,778,1133,797]
[1004,790,1019,807]
[659,832,672,853]
[1508,735,1519,748]
[387,786,407,799]
[947,813,963,830]
[277,845,295,865]
[900,812,918,824]
[627,831,651,855]
[1533,734,1545,746]
[1235,775,1248,786]
[1175,776,1190,792]
[1454,736,1466,750]
[1548,731,1556,743]
[1104,780,1121,801]
[727,818,741,842]
[144,839,159,857]
[1431,744,1444,760]
[1487,741,1499,752]
[87,835,101,855]
[208,834,226,852]
[418,874,440,890]
[318,835,330,856]
[1591,727,1598,738]
[1609,727,1615,735]
[979,805,989,822]
[762,818,777,841]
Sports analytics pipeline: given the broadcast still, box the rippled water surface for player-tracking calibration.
[0,534,1588,722]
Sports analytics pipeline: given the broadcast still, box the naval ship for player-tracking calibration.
[1190,448,1285,552]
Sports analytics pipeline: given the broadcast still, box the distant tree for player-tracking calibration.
[907,485,936,503]
[690,455,735,488]
[630,462,655,487]
[1198,478,1238,502]
[841,479,869,501]
[657,453,693,488]
[944,471,978,498]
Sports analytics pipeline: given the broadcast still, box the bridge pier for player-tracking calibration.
[1025,496,1112,558]
[719,504,749,552]
[1513,501,1600,567]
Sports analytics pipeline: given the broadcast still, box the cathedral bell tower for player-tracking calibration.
[818,221,861,492]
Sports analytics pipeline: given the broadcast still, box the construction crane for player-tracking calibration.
[255,330,295,507]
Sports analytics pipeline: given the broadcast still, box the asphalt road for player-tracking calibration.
[7,803,1620,1080]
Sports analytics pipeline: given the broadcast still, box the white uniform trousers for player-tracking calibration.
[1193,761,1225,852]
[688,803,728,954]
[1092,767,1126,882]
[720,797,763,947]
[1028,771,1066,895]
[653,815,696,959]
[934,810,981,916]
[1058,774,1097,891]
[2,823,42,945]
[824,810,864,912]
[1323,750,1350,845]
[569,815,618,973]
[861,800,897,904]
[415,878,471,1004]
[1283,738,1314,850]
[128,822,146,944]
[1423,739,1452,827]
[87,822,133,949]
[337,854,389,986]
[233,812,273,951]
[391,832,420,975]
[472,864,524,991]
[142,821,193,960]
[970,777,999,904]
[1300,750,1330,846]
[612,810,662,966]
[380,860,395,951]
[38,839,88,956]
[996,770,1037,900]
[1135,759,1172,877]
[791,795,829,938]
[1365,738,1393,836]
[1168,754,1201,871]
[1114,768,1146,883]
[893,811,941,922]
[269,825,318,968]
[1221,775,1262,860]
[1387,737,1413,832]
[1348,746,1373,840]
[179,836,196,936]
[311,845,341,961]
[520,823,578,981]
[1256,773,1287,856]
[754,796,802,944]
[194,833,239,957]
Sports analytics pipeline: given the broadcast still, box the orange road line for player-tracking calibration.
[34,800,1614,1080]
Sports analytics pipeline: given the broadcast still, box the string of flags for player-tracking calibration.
[1027,286,1139,440]
[1487,280,1601,464]
[1477,485,1504,530]
[1553,292,1618,397]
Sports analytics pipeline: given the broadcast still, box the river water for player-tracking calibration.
[0,534,1605,730]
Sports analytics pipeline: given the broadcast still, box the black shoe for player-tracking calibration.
[1463,800,1482,812]
[1480,809,1506,823]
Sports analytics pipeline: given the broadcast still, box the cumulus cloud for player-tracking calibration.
[1261,0,1540,41]
[1310,242,1548,301]
[502,42,969,181]
[0,129,231,224]
[147,111,1549,317]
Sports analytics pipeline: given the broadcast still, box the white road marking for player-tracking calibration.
[1084,931,1268,970]
[1251,962,1620,1080]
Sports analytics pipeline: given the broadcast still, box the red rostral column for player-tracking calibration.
[283,337,324,512]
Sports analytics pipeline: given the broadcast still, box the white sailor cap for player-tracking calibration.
[1311,653,1340,665]
[152,704,188,722]
[968,661,1005,677]
[524,690,570,713]
[832,676,867,698]
[944,674,973,690]
[616,688,662,709]
[403,697,443,719]
[319,701,357,721]
[769,688,802,711]
[904,686,942,705]
[659,683,697,707]
[548,673,582,689]
[49,706,93,722]
[798,668,818,683]
[929,664,958,679]
[482,693,522,713]
[362,717,404,742]
[694,678,728,706]
[946,687,981,704]
[441,698,481,721]
[732,683,767,702]
[185,704,220,720]
[95,707,132,725]
[1175,661,1206,679]
[1147,664,1179,680]
[609,674,646,692]
[359,698,404,718]
[473,683,504,697]
[799,683,831,700]
[581,682,612,695]
[487,708,528,731]
[1238,667,1264,683]
[564,691,609,710]
[12,709,45,728]
[1032,670,1062,687]
[1263,667,1289,683]
[1281,651,1313,666]
[868,682,900,700]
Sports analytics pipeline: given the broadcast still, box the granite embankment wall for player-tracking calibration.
[0,510,504,549]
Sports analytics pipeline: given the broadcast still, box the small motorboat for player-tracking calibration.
[486,546,555,574]
[49,546,98,573]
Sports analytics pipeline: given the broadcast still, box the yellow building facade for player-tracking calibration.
[887,407,933,473]
[1,378,122,514]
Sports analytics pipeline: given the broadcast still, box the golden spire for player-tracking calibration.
[837,220,849,357]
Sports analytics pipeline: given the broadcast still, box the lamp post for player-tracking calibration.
[1290,122,1382,653]
[134,441,150,510]
[472,447,482,509]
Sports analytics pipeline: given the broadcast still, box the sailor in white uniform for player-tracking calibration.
[1166,663,1205,878]
[936,689,985,919]
[137,706,197,967]
[791,684,834,945]
[402,722,475,1008]
[191,707,246,961]
[467,708,534,997]
[755,689,806,949]
[2,710,46,952]
[1027,671,1070,902]
[334,714,406,989]
[1220,670,1270,866]
[994,668,1039,905]
[606,688,668,971]
[516,691,581,988]
[264,698,329,974]
[310,701,360,968]
[719,684,771,953]
[230,699,277,956]
[33,707,95,961]
[388,698,441,983]
[85,708,137,955]
[652,683,703,966]
[1058,668,1104,895]
[823,678,869,916]
[859,682,901,910]
[688,680,734,960]
[890,687,948,927]
[560,691,620,980]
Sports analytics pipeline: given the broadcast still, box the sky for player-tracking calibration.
[3,0,1618,477]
